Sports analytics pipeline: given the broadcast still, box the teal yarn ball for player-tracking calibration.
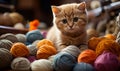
[0,33,18,43]
[73,62,95,71]
[27,45,37,56]
[16,34,26,43]
[61,45,81,57]
[0,39,13,50]
[11,57,31,71]
[26,30,44,43]
[0,48,13,69]
[53,52,76,71]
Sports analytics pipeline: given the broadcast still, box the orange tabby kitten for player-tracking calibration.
[46,2,88,52]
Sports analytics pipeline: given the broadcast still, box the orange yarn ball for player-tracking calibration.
[88,37,107,50]
[96,39,120,56]
[104,34,116,40]
[36,45,57,59]
[36,39,54,49]
[10,42,29,57]
[78,49,97,64]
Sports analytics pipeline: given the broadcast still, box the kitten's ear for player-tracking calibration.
[78,2,86,11]
[51,6,61,15]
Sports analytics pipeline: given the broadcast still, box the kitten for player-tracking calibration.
[46,2,88,52]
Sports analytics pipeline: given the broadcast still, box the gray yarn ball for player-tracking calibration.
[61,45,81,57]
[0,48,13,69]
[27,45,37,56]
[0,33,18,43]
[32,40,40,46]
[31,59,53,71]
[116,38,120,45]
[16,34,26,43]
[11,57,31,71]
[0,39,13,50]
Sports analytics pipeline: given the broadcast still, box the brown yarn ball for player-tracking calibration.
[36,45,57,59]
[0,33,18,43]
[96,39,120,56]
[0,39,13,50]
[10,42,29,57]
[78,49,97,64]
[9,12,24,25]
[37,39,54,49]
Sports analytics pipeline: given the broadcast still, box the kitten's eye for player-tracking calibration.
[62,19,67,24]
[73,17,79,22]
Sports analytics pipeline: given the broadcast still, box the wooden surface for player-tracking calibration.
[0,26,28,35]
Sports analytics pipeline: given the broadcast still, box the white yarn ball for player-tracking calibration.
[11,57,31,71]
[61,45,81,57]
[31,59,53,71]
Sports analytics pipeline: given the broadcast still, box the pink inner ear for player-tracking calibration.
[78,2,86,10]
[52,6,60,14]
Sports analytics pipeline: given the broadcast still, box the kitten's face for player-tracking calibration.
[52,2,87,37]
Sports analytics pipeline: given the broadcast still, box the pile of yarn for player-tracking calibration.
[36,39,57,59]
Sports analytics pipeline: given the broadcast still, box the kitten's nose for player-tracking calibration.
[68,23,73,29]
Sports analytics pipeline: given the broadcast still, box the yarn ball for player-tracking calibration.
[10,42,29,57]
[32,40,40,46]
[94,51,120,71]
[0,33,18,43]
[0,39,13,50]
[16,34,26,43]
[87,28,99,40]
[14,23,25,30]
[73,62,95,71]
[9,12,24,24]
[36,45,57,59]
[78,49,97,64]
[36,39,54,49]
[61,45,81,57]
[42,31,47,38]
[29,19,40,31]
[48,55,56,64]
[53,52,76,71]
[31,59,53,71]
[27,56,36,63]
[27,45,37,56]
[117,32,120,39]
[0,48,13,69]
[104,34,116,40]
[96,39,120,56]
[88,37,108,50]
[26,30,44,43]
[11,57,31,71]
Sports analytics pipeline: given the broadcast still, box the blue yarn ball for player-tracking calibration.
[26,30,44,43]
[53,52,76,71]
[73,62,95,71]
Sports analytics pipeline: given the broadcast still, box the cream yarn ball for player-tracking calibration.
[31,59,53,71]
[11,57,31,71]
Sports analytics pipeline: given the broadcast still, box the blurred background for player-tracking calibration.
[0,0,120,36]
